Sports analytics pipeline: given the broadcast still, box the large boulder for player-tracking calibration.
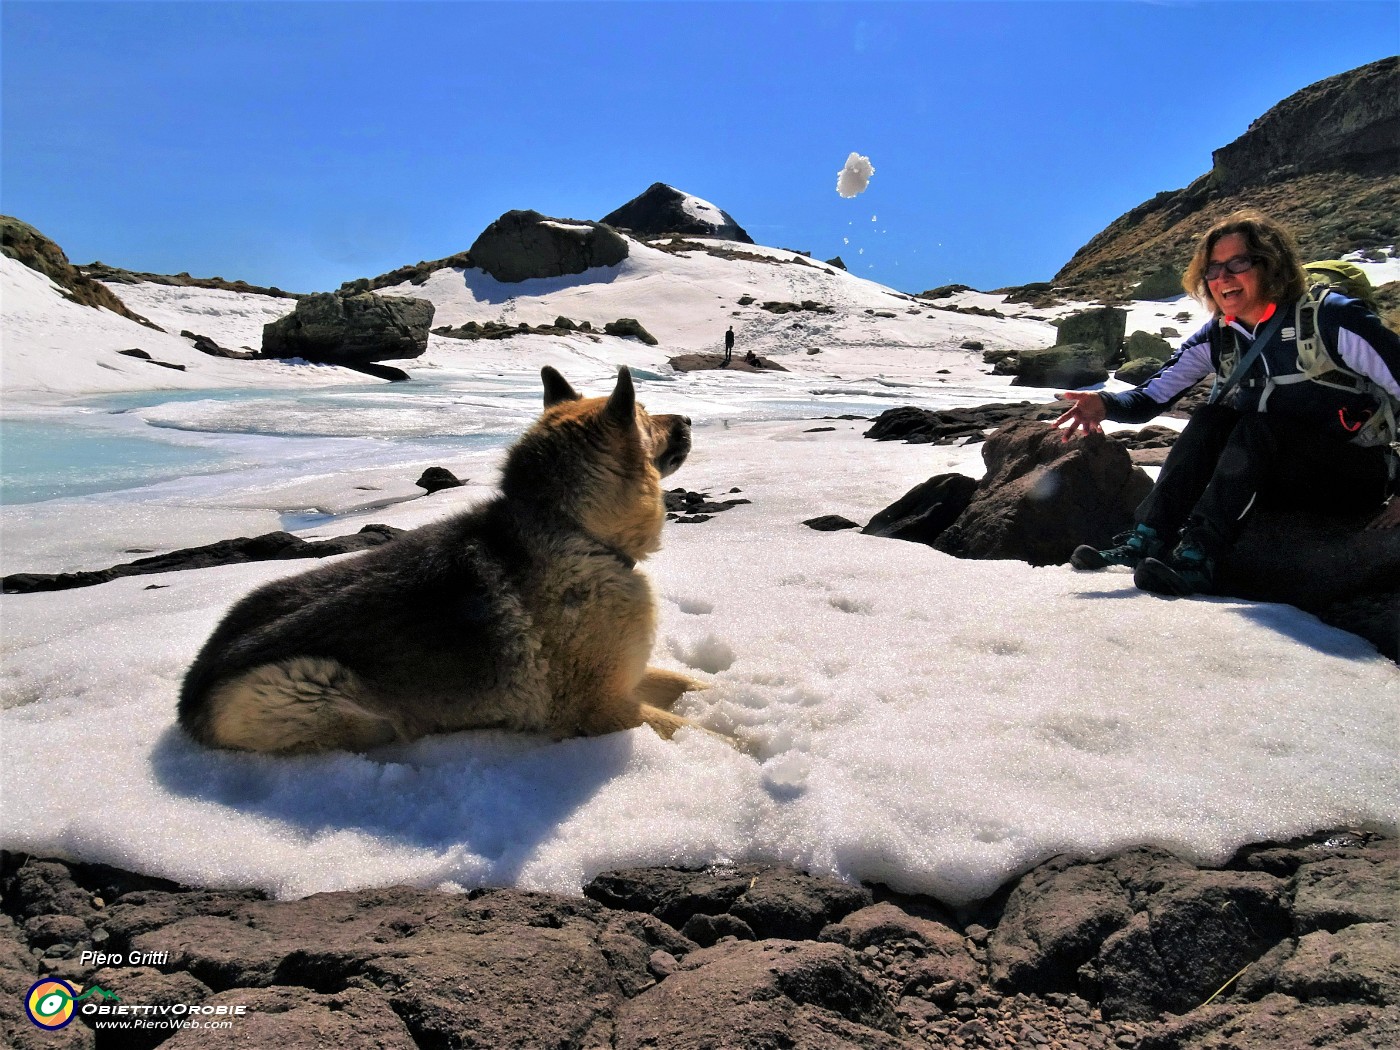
[469,209,629,283]
[1010,343,1110,389]
[932,421,1154,565]
[862,474,978,546]
[601,183,754,243]
[261,292,433,364]
[1220,508,1400,611]
[1054,307,1128,360]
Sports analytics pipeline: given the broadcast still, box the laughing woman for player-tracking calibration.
[1054,210,1400,596]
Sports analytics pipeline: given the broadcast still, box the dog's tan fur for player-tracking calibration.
[179,366,708,753]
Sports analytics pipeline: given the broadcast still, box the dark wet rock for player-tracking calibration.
[664,488,750,519]
[469,208,629,283]
[862,473,978,546]
[864,401,1059,445]
[1,525,405,594]
[340,360,410,382]
[414,466,464,493]
[932,421,1154,566]
[116,348,185,370]
[261,291,433,364]
[804,514,860,532]
[181,330,258,360]
[601,183,753,244]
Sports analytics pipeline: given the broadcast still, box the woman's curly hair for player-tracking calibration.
[1182,210,1309,314]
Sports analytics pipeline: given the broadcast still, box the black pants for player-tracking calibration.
[1136,404,1390,556]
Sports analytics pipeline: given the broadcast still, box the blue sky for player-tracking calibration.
[3,2,1396,295]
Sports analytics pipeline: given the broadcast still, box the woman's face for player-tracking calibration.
[1206,232,1269,325]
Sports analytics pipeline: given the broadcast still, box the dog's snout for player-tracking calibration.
[682,416,692,426]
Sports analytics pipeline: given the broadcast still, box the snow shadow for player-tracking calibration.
[1230,603,1383,660]
[455,265,626,306]
[149,723,634,864]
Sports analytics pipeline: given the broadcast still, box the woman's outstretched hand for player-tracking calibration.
[1052,391,1106,441]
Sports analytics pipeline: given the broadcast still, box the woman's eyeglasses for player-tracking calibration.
[1204,255,1257,281]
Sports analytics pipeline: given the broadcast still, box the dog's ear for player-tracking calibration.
[541,366,581,407]
[605,366,636,427]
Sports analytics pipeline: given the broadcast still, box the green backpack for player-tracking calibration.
[1269,259,1398,452]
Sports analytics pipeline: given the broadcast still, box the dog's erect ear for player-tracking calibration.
[541,366,581,407]
[605,366,636,427]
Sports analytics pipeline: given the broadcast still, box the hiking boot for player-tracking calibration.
[1134,540,1216,597]
[1070,524,1163,570]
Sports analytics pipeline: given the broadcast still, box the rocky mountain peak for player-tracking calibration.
[1211,57,1399,192]
[601,183,754,243]
[1051,58,1400,303]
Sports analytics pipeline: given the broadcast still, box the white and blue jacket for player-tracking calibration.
[1100,293,1400,441]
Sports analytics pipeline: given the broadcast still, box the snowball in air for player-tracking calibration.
[836,153,875,198]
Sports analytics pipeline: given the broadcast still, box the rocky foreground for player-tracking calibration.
[3,831,1395,1049]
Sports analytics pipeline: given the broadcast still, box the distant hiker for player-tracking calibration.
[745,349,760,366]
[723,326,735,365]
[1055,209,1400,596]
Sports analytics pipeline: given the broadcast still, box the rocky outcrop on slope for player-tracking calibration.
[1053,58,1400,302]
[261,291,434,364]
[3,831,1394,1049]
[601,182,754,243]
[1,216,159,328]
[339,250,476,294]
[82,263,299,299]
[468,209,630,283]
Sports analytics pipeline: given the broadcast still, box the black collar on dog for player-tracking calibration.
[592,539,636,571]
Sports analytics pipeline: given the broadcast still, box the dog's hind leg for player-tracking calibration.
[634,667,708,711]
[201,657,398,754]
[637,703,699,740]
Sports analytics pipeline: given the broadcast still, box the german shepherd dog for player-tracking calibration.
[178,366,708,753]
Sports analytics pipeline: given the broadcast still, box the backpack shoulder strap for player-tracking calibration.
[1207,309,1288,406]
